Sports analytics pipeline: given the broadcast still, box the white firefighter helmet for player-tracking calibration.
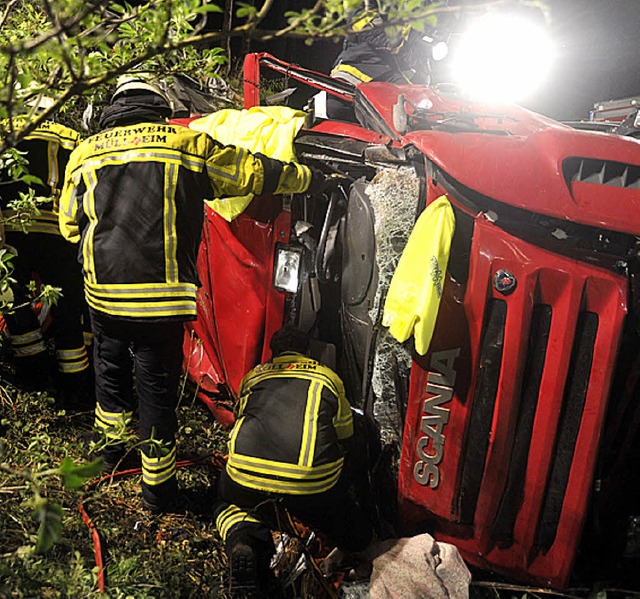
[26,94,55,112]
[110,75,171,107]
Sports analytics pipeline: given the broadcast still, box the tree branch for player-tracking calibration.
[237,0,275,30]
[41,0,80,83]
[0,0,19,31]
[271,0,324,40]
[0,0,109,55]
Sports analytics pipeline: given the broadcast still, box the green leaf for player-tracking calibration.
[193,4,223,14]
[34,502,63,554]
[19,174,43,186]
[236,4,257,19]
[39,284,62,307]
[16,74,31,89]
[58,457,103,489]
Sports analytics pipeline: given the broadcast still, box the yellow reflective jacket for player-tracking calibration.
[59,120,311,320]
[227,352,354,495]
[189,106,307,221]
[0,117,80,236]
[382,195,456,355]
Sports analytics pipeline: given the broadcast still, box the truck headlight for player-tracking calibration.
[273,244,303,293]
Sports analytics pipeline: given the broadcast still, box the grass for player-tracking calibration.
[0,372,339,598]
[0,375,231,598]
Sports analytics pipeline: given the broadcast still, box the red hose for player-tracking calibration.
[79,453,226,592]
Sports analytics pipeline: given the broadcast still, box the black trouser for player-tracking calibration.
[215,466,375,554]
[4,232,88,384]
[90,309,184,508]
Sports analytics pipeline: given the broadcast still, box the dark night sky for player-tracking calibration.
[516,0,640,120]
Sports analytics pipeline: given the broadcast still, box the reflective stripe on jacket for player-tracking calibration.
[0,117,80,235]
[59,121,311,320]
[227,352,354,495]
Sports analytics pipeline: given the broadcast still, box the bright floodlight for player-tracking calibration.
[432,40,449,62]
[451,13,554,103]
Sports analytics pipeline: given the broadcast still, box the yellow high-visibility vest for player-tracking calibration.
[189,106,307,221]
[382,195,456,355]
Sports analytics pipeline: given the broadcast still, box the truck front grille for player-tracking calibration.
[399,215,628,588]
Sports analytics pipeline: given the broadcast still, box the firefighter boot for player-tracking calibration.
[141,475,179,514]
[226,524,276,598]
[100,443,134,473]
[229,540,260,598]
[55,369,95,411]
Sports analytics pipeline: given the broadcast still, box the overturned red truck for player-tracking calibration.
[182,53,640,590]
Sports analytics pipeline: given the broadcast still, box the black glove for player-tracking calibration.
[309,166,349,196]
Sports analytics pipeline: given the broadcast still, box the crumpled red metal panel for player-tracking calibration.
[183,203,290,425]
[357,81,640,237]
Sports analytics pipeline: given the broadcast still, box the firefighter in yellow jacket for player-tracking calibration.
[214,325,375,597]
[0,105,90,400]
[58,77,320,513]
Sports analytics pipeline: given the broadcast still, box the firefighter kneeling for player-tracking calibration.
[214,325,376,597]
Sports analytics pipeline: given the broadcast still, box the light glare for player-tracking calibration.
[432,41,449,62]
[452,14,554,103]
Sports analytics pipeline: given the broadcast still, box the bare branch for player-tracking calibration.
[160,0,173,47]
[271,0,324,40]
[252,0,275,28]
[192,0,215,37]
[233,0,276,32]
[0,0,20,31]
